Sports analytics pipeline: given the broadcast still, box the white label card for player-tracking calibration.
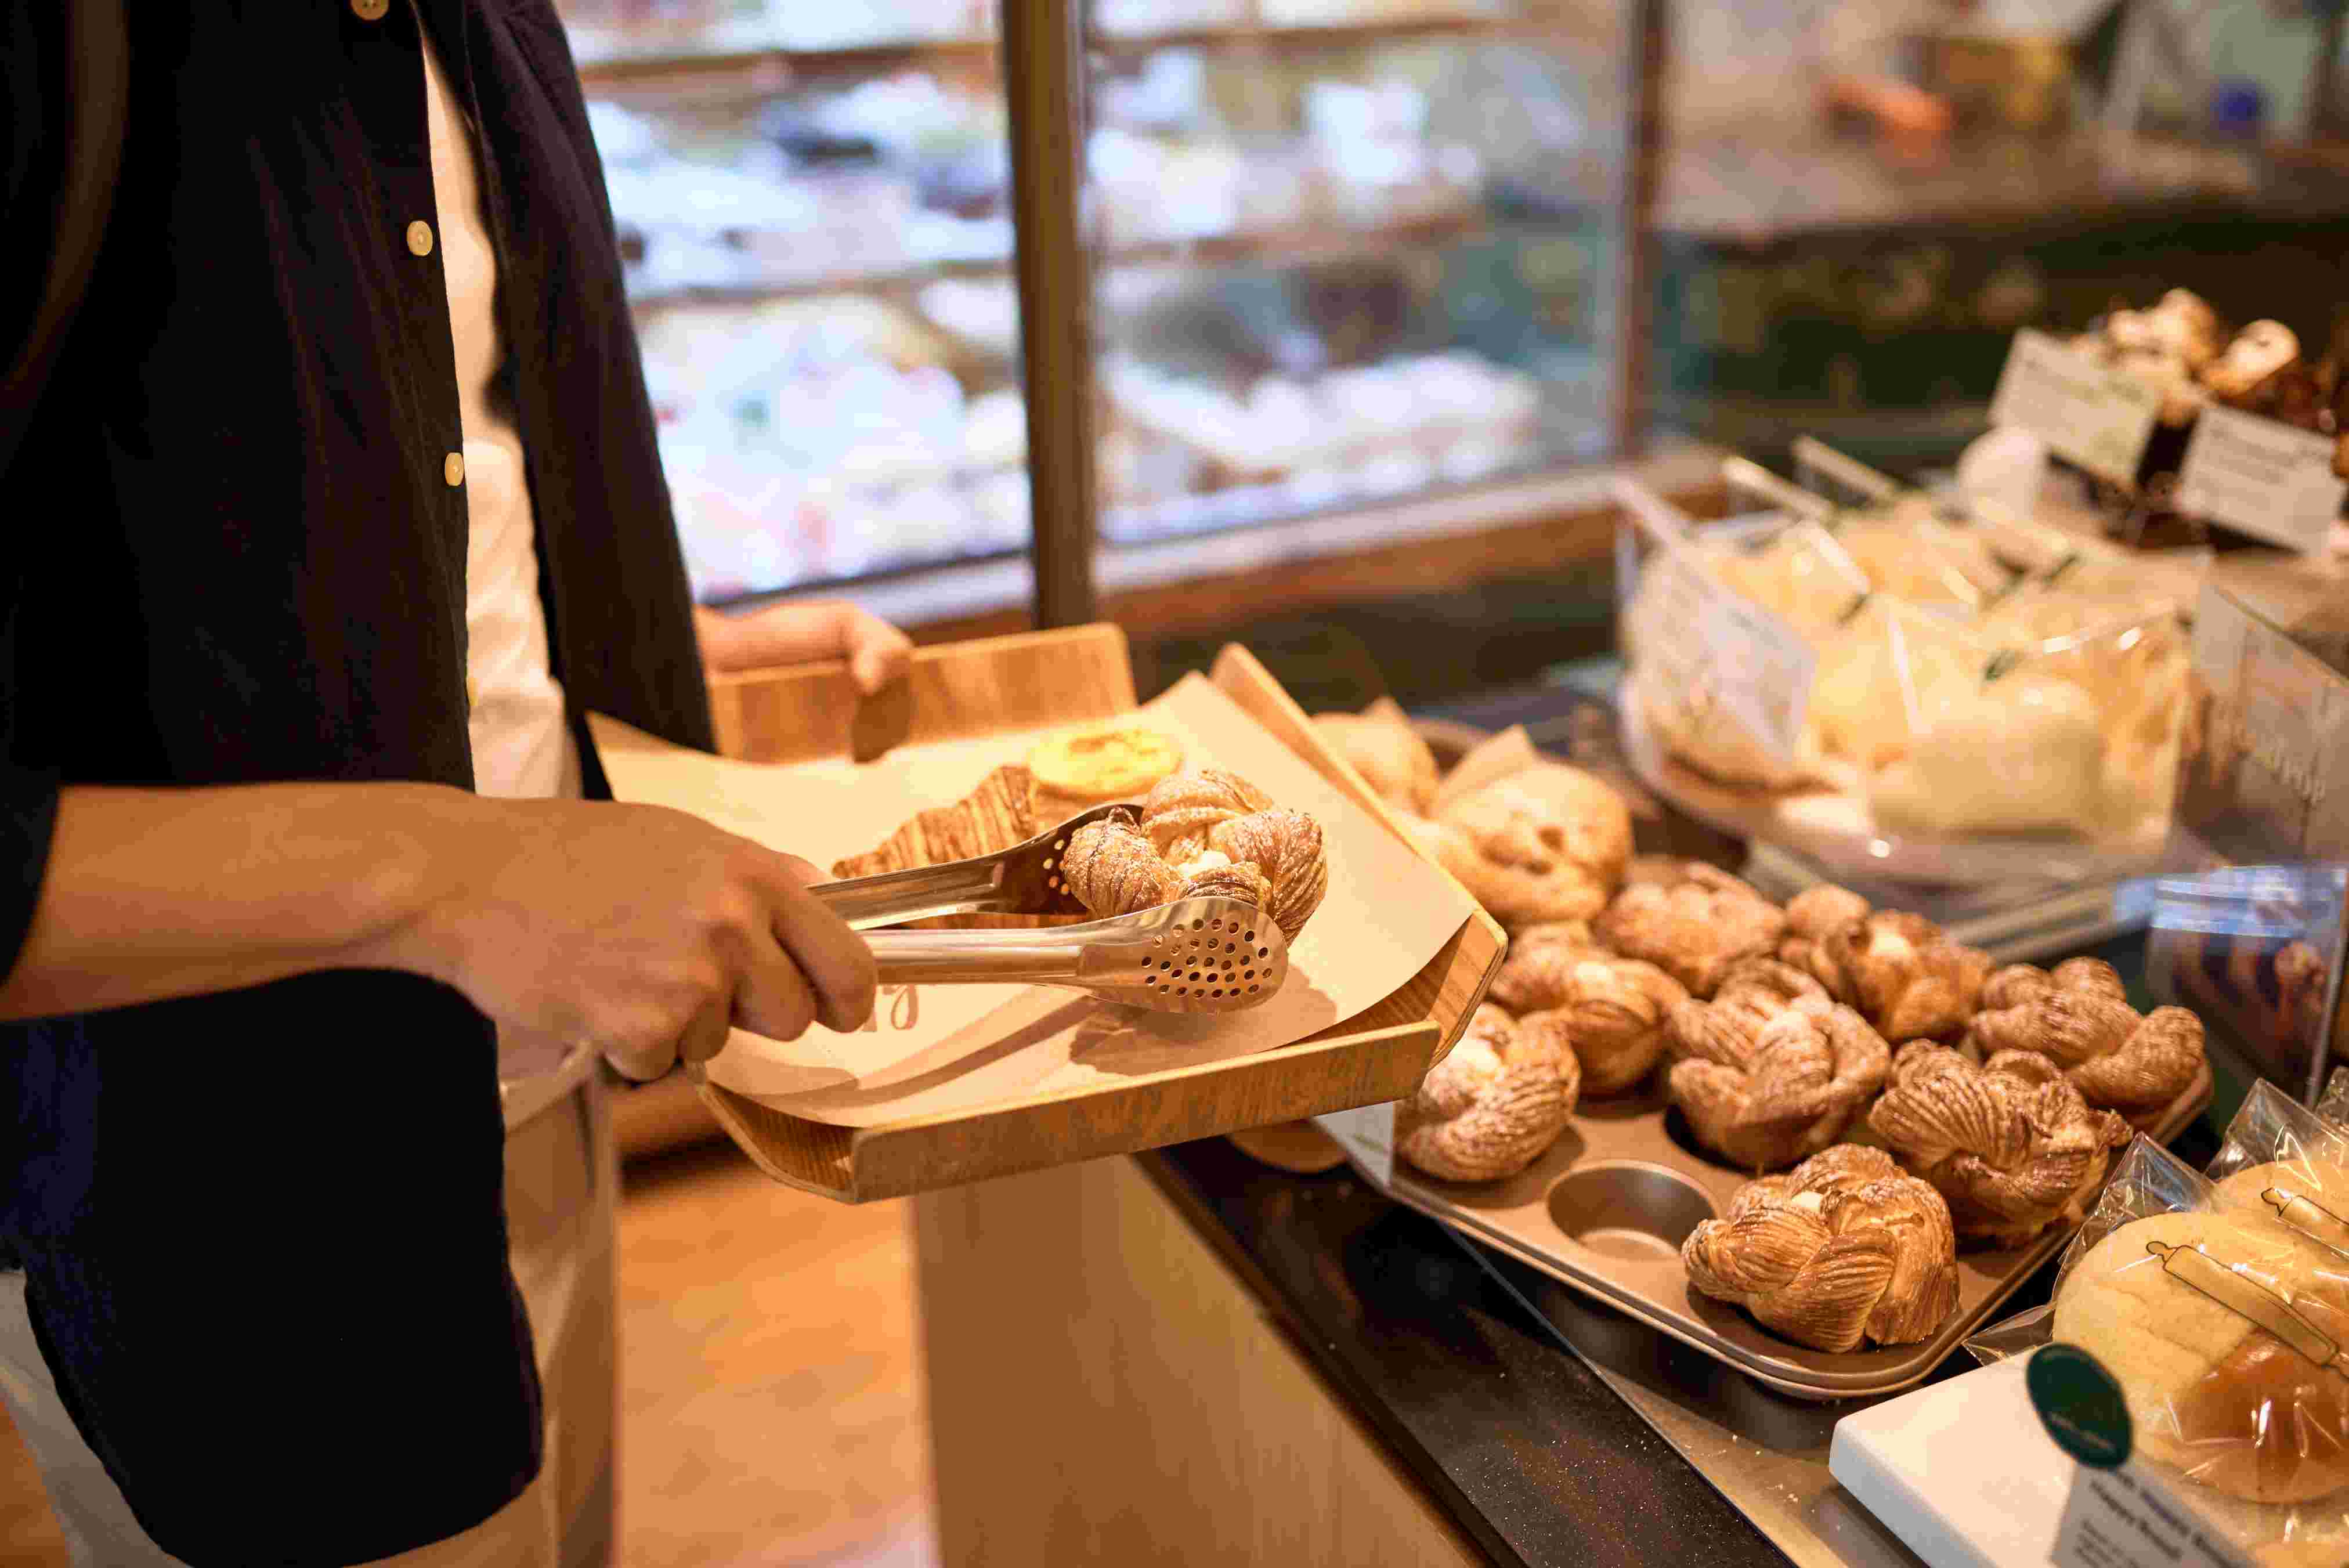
[2050,1463,2258,1568]
[1311,1104,1395,1189]
[2175,404,2345,555]
[1640,543,1817,764]
[1990,328,2163,487]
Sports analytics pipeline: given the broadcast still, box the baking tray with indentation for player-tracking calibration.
[1317,1060,2211,1401]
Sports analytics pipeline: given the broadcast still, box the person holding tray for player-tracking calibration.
[0,7,912,1565]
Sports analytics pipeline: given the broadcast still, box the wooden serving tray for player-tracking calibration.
[1320,1060,2211,1402]
[692,624,1506,1203]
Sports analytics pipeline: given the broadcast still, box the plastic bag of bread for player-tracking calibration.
[1864,606,2185,843]
[1967,1137,2349,1560]
[1614,493,1856,792]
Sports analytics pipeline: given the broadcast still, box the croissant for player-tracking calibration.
[1869,1043,2131,1247]
[1061,811,1183,917]
[1396,1004,1578,1183]
[1665,999,1890,1173]
[1963,958,2205,1118]
[1205,808,1328,942]
[1595,864,1787,998]
[1139,769,1274,862]
[1779,891,1991,1043]
[1490,941,1689,1095]
[1682,1144,1961,1352]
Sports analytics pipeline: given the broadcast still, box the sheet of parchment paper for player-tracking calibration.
[587,672,1475,1125]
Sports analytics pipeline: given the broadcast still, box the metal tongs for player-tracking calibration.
[809,805,1290,1015]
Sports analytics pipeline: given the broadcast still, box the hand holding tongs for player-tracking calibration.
[809,805,1289,1015]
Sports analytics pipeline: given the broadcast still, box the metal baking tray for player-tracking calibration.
[1316,1058,2211,1403]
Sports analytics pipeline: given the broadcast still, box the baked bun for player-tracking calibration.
[1396,1005,1577,1183]
[1202,808,1327,942]
[1594,864,1787,998]
[1491,941,1689,1096]
[1139,768,1274,863]
[1313,711,1440,815]
[1665,997,1890,1173]
[1869,1045,2131,1246]
[1061,811,1183,917]
[1965,958,2206,1119]
[1682,1144,1960,1352]
[2055,1210,2349,1504]
[1777,897,1992,1045]
[1426,765,1632,929]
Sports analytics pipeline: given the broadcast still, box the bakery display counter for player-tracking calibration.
[913,939,2221,1568]
[911,665,2242,1568]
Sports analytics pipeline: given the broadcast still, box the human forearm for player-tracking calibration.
[0,781,469,1021]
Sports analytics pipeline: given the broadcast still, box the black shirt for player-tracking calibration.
[1,5,715,1563]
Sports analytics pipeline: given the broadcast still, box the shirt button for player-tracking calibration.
[444,452,466,486]
[407,220,435,257]
[350,0,388,19]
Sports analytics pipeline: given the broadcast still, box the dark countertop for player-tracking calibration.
[1134,669,2228,1568]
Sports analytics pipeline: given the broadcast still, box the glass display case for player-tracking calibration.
[556,0,2349,635]
[562,5,1030,603]
[1080,5,1628,544]
[556,0,1633,619]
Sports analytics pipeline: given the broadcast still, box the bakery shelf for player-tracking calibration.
[1087,15,1548,56]
[620,207,1497,309]
[570,13,1547,87]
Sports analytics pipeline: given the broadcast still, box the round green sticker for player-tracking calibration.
[2027,1344,2133,1469]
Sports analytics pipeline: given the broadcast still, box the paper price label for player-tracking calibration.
[1700,588,1816,761]
[1639,544,1817,764]
[1311,1104,1395,1188]
[2050,1464,2258,1568]
[1990,328,2163,487]
[2176,404,2346,555]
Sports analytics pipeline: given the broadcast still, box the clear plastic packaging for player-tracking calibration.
[1808,594,1989,776]
[2320,1066,2349,1131]
[1966,1125,2349,1562]
[1867,632,2122,841]
[1614,481,1856,792]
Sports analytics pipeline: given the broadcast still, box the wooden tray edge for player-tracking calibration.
[706,1020,1443,1202]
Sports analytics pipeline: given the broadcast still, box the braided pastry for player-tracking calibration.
[1963,958,2205,1118]
[1665,998,1890,1173]
[1061,811,1184,918]
[1869,1043,2131,1246]
[1777,892,1990,1044]
[1682,1145,1960,1352]
[1139,768,1274,862]
[1206,808,1327,941]
[1489,940,1688,1096]
[1396,1004,1578,1183]
[1174,852,1273,913]
[1593,864,1786,998]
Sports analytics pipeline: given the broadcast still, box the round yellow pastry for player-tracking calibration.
[1025,725,1184,803]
